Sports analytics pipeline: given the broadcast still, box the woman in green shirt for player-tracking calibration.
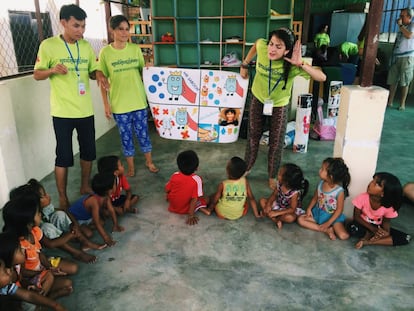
[240,28,326,189]
[314,24,330,49]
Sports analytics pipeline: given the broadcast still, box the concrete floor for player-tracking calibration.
[38,100,414,311]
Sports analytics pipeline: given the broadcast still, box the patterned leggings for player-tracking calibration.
[244,95,288,178]
[113,109,152,157]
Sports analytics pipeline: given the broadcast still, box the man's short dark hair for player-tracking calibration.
[60,4,87,21]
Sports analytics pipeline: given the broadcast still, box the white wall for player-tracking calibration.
[0,76,115,207]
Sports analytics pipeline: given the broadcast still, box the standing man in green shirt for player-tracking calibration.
[34,4,109,209]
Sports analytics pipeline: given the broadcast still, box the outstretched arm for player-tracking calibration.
[305,189,318,218]
[99,84,112,120]
[89,198,116,246]
[15,287,67,311]
[186,197,199,225]
[105,198,125,233]
[40,231,75,249]
[246,180,262,218]
[208,182,224,212]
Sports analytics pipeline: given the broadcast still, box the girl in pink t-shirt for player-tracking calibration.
[349,172,411,249]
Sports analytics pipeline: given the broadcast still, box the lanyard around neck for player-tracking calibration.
[64,39,80,78]
[268,60,283,96]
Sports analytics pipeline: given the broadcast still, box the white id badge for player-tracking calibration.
[78,82,86,96]
[263,99,273,116]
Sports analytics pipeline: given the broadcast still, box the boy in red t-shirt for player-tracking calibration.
[98,155,139,214]
[165,150,210,225]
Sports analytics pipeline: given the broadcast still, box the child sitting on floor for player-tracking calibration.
[347,172,411,249]
[69,172,124,247]
[260,163,308,229]
[297,157,350,241]
[165,150,210,225]
[209,156,262,220]
[97,155,139,214]
[14,179,105,263]
[2,194,75,299]
[0,231,67,311]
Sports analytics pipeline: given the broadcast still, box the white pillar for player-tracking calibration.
[334,85,389,217]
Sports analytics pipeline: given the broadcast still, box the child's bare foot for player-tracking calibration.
[81,240,107,251]
[325,227,337,240]
[146,162,159,173]
[199,207,212,216]
[355,239,365,249]
[276,220,283,230]
[127,166,135,177]
[74,252,97,264]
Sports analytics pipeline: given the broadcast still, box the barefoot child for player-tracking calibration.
[2,195,75,300]
[0,232,67,311]
[69,172,124,247]
[348,172,411,249]
[209,156,262,220]
[13,179,106,263]
[260,163,308,229]
[297,157,350,240]
[165,150,210,225]
[98,155,139,214]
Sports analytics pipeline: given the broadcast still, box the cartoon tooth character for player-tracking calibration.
[175,108,187,129]
[224,75,237,96]
[166,71,183,101]
[162,116,174,136]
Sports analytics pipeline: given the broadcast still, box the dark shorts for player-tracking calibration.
[347,221,411,246]
[112,194,138,207]
[53,116,96,167]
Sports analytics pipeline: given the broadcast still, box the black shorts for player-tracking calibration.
[53,116,96,167]
[112,194,138,207]
[348,221,411,246]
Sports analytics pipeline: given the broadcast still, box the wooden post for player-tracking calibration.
[302,0,311,43]
[360,0,384,87]
[104,1,112,43]
[34,0,44,41]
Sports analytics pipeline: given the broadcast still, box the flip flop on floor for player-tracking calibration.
[146,163,159,173]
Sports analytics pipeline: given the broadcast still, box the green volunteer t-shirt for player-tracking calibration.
[340,42,358,58]
[98,42,147,114]
[314,33,330,48]
[251,38,310,107]
[34,36,99,118]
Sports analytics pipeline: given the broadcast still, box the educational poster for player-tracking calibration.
[143,67,249,143]
[327,81,342,118]
[293,94,312,153]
